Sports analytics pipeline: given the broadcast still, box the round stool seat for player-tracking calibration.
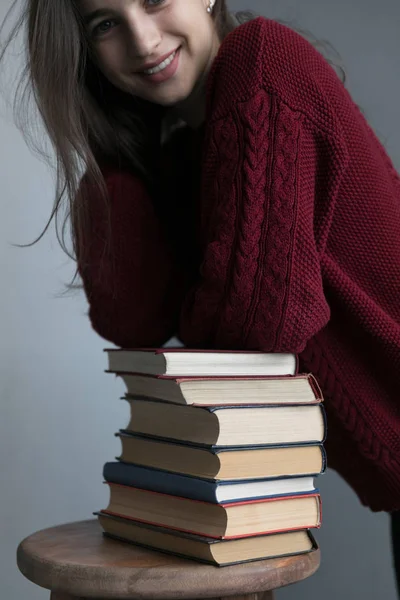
[17,519,320,599]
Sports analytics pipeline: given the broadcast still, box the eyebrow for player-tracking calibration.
[83,8,113,26]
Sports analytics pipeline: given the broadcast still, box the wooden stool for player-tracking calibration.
[17,519,320,600]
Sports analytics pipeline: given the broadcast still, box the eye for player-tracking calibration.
[146,0,167,7]
[92,19,117,38]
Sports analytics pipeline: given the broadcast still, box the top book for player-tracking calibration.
[105,348,298,377]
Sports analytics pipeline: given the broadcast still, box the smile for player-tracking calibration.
[141,49,178,76]
[137,47,181,84]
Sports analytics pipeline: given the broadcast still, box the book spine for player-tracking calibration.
[103,462,218,503]
[102,532,217,565]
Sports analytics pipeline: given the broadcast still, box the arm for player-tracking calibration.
[178,24,349,351]
[75,166,188,348]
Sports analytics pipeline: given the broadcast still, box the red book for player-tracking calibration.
[101,483,321,539]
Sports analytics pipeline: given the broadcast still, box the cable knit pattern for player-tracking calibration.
[77,17,400,510]
[244,100,299,350]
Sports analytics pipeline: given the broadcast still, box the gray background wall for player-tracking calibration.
[1,0,399,598]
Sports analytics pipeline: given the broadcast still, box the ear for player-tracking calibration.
[206,0,216,14]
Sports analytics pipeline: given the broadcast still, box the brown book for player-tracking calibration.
[117,433,327,480]
[121,398,326,446]
[97,512,318,566]
[119,373,322,406]
[101,483,322,539]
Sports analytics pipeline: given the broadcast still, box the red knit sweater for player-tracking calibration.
[77,18,400,511]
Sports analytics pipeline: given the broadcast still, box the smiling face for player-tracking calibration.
[80,0,221,108]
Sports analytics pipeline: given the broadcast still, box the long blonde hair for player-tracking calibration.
[0,0,347,274]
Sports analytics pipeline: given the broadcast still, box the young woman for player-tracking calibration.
[1,0,400,581]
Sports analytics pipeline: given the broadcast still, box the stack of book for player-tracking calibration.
[97,348,326,567]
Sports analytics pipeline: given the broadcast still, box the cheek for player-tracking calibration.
[95,44,125,80]
[186,20,214,56]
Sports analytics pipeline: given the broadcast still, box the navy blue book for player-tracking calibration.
[116,432,327,480]
[103,462,318,504]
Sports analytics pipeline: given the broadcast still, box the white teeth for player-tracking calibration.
[142,50,177,75]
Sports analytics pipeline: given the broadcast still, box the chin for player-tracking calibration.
[153,92,190,107]
[141,78,195,108]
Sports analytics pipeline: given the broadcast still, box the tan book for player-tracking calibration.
[117,433,326,480]
[106,348,298,377]
[97,512,318,566]
[119,373,322,406]
[122,398,326,446]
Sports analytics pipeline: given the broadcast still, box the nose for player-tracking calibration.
[125,11,162,60]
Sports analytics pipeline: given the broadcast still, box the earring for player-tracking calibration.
[207,0,215,13]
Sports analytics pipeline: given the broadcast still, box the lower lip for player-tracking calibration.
[138,48,181,84]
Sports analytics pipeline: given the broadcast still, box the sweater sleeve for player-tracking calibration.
[75,167,188,348]
[178,92,349,352]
